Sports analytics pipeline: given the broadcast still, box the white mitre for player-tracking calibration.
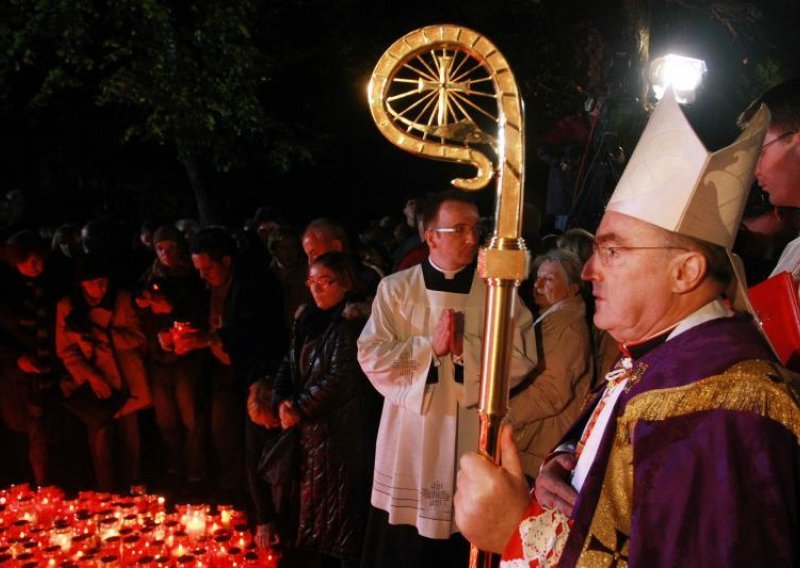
[607,88,770,312]
[607,88,769,247]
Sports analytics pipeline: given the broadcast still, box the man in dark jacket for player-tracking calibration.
[176,227,287,503]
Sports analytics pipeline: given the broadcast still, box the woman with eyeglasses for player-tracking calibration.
[271,251,380,567]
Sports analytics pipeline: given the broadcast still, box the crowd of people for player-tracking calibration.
[0,77,798,567]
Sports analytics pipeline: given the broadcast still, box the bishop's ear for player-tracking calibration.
[670,250,707,294]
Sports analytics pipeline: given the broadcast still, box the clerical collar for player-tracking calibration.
[422,258,476,294]
[620,330,673,361]
[620,298,732,361]
[428,257,466,279]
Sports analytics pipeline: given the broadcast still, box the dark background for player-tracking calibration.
[0,0,797,234]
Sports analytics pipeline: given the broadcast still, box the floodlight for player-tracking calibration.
[649,54,707,105]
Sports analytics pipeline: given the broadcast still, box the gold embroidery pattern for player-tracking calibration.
[576,437,632,568]
[585,530,629,567]
[617,359,800,445]
[622,361,648,393]
[576,359,800,567]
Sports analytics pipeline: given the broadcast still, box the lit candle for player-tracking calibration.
[173,542,187,557]
[98,517,120,541]
[233,523,251,549]
[50,519,74,551]
[218,505,234,527]
[184,510,207,541]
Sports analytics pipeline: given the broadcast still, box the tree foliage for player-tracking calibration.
[2,0,283,168]
[0,0,796,226]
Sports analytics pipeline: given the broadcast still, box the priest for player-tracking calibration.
[357,190,537,567]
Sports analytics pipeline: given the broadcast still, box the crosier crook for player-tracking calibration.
[367,24,530,568]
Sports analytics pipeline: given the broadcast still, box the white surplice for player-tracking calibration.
[357,262,536,538]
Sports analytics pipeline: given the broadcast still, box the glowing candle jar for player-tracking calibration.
[19,508,37,525]
[211,533,231,562]
[70,533,98,556]
[151,496,166,518]
[50,519,74,552]
[72,509,93,534]
[183,507,207,542]
[226,546,244,564]
[103,535,122,557]
[165,527,187,550]
[217,505,234,528]
[171,542,188,558]
[8,519,30,540]
[232,523,251,549]
[98,517,120,541]
[8,483,32,501]
[138,525,155,546]
[42,544,65,563]
[191,546,209,564]
[121,533,143,562]
[146,539,166,559]
[162,519,180,539]
[177,554,195,565]
[62,498,79,517]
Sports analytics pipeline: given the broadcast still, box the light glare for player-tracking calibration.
[649,54,707,104]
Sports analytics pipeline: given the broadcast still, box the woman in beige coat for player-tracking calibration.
[56,256,151,490]
[508,249,594,478]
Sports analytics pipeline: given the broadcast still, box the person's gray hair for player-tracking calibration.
[533,248,583,286]
[303,218,350,251]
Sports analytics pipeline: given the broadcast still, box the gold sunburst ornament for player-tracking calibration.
[368,24,530,568]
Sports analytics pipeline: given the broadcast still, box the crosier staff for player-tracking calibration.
[367,24,529,568]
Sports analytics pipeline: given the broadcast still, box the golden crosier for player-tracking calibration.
[368,24,529,567]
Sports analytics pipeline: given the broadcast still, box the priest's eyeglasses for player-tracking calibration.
[431,224,486,239]
[592,242,689,266]
[306,277,339,289]
[761,130,797,154]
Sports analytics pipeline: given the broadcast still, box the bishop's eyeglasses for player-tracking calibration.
[592,242,689,266]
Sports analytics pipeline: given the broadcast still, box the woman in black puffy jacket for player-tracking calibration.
[274,251,380,567]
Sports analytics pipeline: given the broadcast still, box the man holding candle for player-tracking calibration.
[176,227,287,505]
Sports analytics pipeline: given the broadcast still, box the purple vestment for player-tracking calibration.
[553,316,800,567]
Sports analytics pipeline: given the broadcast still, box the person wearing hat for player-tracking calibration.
[0,231,59,486]
[56,254,151,491]
[453,91,800,566]
[136,225,208,496]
